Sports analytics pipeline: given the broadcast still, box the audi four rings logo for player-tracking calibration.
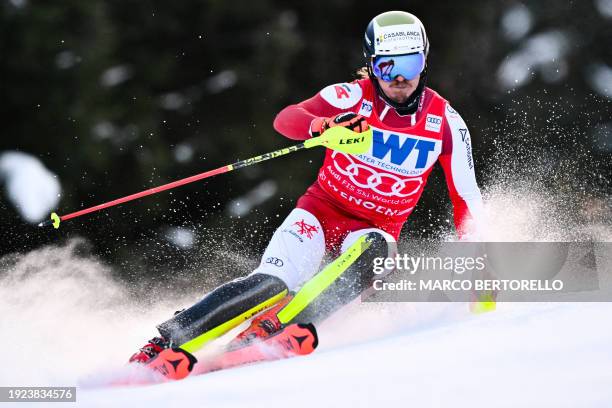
[265,257,284,267]
[331,151,423,197]
[426,116,442,124]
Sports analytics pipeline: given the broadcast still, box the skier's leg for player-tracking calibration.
[284,228,396,325]
[248,207,325,289]
[153,208,325,353]
[157,274,288,349]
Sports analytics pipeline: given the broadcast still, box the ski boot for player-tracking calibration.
[129,336,170,364]
[228,295,293,349]
[129,336,197,381]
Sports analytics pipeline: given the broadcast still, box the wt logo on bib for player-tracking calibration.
[372,130,437,168]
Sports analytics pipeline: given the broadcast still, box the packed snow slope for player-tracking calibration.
[2,244,610,408]
[75,302,612,408]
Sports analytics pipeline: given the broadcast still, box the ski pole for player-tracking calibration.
[39,127,373,229]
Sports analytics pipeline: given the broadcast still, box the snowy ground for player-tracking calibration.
[1,241,611,407]
[8,302,608,408]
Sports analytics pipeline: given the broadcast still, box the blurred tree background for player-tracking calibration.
[0,0,610,284]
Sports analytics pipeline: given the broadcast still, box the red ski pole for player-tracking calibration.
[39,164,234,229]
[39,127,373,229]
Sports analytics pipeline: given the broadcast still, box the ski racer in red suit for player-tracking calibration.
[129,11,484,377]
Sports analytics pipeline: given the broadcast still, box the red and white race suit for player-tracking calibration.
[251,78,484,289]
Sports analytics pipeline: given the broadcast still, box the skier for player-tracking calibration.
[130,10,484,376]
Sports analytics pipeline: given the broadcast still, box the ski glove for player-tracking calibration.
[310,112,369,137]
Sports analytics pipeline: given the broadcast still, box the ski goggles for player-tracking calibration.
[371,52,425,82]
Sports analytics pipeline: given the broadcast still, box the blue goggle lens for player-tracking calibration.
[372,53,425,82]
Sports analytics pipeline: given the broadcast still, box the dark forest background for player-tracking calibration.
[0,0,610,284]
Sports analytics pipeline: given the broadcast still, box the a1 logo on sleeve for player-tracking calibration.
[425,114,442,133]
[320,82,363,109]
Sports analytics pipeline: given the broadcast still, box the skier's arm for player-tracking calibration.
[438,105,485,239]
[273,82,364,140]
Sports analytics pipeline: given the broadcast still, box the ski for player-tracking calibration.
[120,322,318,386]
[192,322,318,376]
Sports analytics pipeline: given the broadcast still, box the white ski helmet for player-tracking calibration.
[363,11,430,114]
